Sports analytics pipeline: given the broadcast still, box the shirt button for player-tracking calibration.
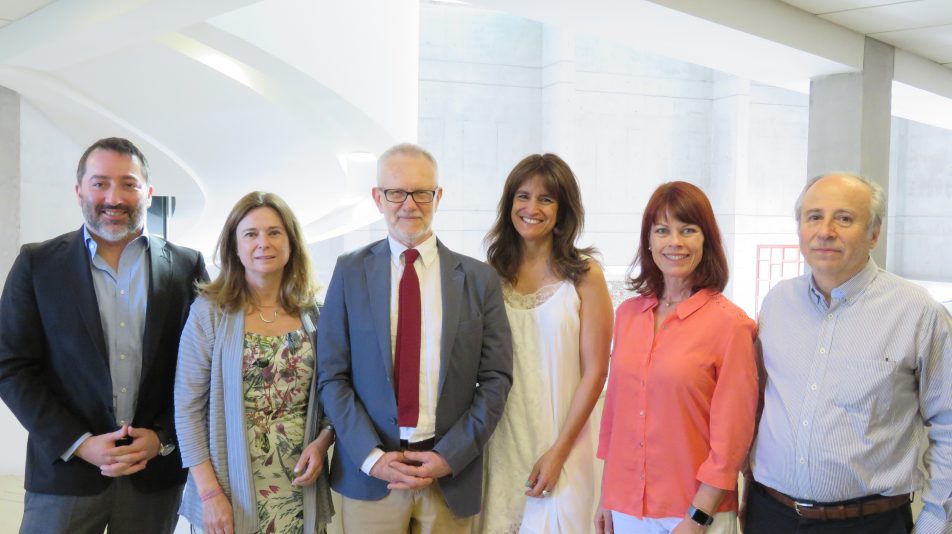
[120,419,127,425]
[639,410,645,417]
[802,420,809,426]
[120,321,126,328]
[800,457,806,464]
[827,314,833,320]
[810,384,817,391]
[819,347,826,354]
[120,289,125,295]
[120,354,127,360]
[640,473,645,480]
[639,442,644,447]
[121,387,127,393]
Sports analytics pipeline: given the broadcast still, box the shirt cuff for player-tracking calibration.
[913,505,951,534]
[61,433,93,462]
[361,447,385,475]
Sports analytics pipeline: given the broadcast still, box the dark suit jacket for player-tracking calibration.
[317,238,512,517]
[0,227,207,495]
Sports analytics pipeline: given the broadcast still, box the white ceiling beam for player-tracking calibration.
[0,0,257,71]
[464,0,858,86]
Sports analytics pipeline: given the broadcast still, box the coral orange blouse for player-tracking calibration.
[598,289,758,519]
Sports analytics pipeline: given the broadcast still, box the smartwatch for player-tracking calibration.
[687,505,714,526]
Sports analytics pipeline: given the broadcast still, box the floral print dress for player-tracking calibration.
[242,329,314,534]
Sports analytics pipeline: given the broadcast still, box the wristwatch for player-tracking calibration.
[154,428,176,457]
[687,505,714,526]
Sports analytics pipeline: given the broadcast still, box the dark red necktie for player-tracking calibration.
[394,248,421,427]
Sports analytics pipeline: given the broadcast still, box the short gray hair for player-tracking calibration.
[794,172,886,234]
[376,143,438,184]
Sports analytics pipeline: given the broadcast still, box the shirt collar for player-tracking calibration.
[636,287,717,319]
[807,256,878,307]
[388,233,438,269]
[83,225,150,259]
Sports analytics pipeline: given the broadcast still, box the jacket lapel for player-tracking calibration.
[437,241,463,393]
[365,240,393,377]
[70,229,109,366]
[140,236,171,381]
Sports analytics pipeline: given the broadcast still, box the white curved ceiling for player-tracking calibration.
[4,0,952,256]
[0,0,419,255]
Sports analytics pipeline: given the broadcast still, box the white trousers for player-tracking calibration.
[609,510,737,534]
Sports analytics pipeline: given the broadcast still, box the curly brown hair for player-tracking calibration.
[486,153,595,285]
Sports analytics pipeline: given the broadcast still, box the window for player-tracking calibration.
[755,245,805,316]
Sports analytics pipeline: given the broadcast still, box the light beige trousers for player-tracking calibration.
[340,483,473,534]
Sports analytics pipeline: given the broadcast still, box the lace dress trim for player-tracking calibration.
[503,281,567,310]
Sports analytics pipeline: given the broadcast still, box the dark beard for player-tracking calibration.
[82,201,146,242]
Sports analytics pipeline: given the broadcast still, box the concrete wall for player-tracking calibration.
[414,3,952,317]
[416,3,815,316]
[418,5,544,261]
[0,96,80,475]
[889,117,952,282]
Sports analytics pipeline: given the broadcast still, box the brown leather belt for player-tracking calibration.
[399,438,435,452]
[757,482,911,520]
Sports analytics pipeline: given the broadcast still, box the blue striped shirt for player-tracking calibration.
[751,259,952,533]
[84,226,149,427]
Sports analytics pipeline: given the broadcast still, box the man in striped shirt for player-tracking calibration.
[747,173,952,533]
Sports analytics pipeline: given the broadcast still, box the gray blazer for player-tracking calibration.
[175,296,333,534]
[317,238,513,517]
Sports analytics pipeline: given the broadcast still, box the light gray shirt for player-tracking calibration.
[84,225,150,427]
[751,258,952,533]
[62,227,150,461]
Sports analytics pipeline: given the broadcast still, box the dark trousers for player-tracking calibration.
[19,477,182,534]
[745,481,913,534]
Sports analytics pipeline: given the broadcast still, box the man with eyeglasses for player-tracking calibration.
[318,143,513,532]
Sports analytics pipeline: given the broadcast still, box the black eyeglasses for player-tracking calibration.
[379,188,438,204]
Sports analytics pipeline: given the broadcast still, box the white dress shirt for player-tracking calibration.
[361,234,443,474]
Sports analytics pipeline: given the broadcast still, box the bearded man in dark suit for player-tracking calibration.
[0,137,207,533]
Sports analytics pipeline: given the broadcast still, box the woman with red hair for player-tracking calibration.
[595,181,758,534]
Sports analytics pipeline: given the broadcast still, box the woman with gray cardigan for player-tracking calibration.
[175,192,334,534]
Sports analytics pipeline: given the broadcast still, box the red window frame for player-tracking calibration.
[755,245,806,317]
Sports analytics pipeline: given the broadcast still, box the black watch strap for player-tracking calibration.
[153,427,170,445]
[687,505,714,526]
[153,427,176,456]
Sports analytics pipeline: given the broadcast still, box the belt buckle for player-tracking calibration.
[794,501,814,516]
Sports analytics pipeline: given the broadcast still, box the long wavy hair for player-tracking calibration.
[626,181,728,297]
[200,191,317,313]
[485,153,595,285]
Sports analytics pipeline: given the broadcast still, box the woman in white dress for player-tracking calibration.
[480,153,614,533]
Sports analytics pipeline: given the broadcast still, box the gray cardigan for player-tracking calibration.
[174,296,334,533]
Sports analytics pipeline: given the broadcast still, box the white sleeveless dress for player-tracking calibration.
[480,281,597,534]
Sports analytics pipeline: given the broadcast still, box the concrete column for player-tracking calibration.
[807,37,894,266]
[0,85,23,477]
[708,74,751,305]
[0,86,20,281]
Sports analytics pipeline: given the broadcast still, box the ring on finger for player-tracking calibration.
[542,489,552,497]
